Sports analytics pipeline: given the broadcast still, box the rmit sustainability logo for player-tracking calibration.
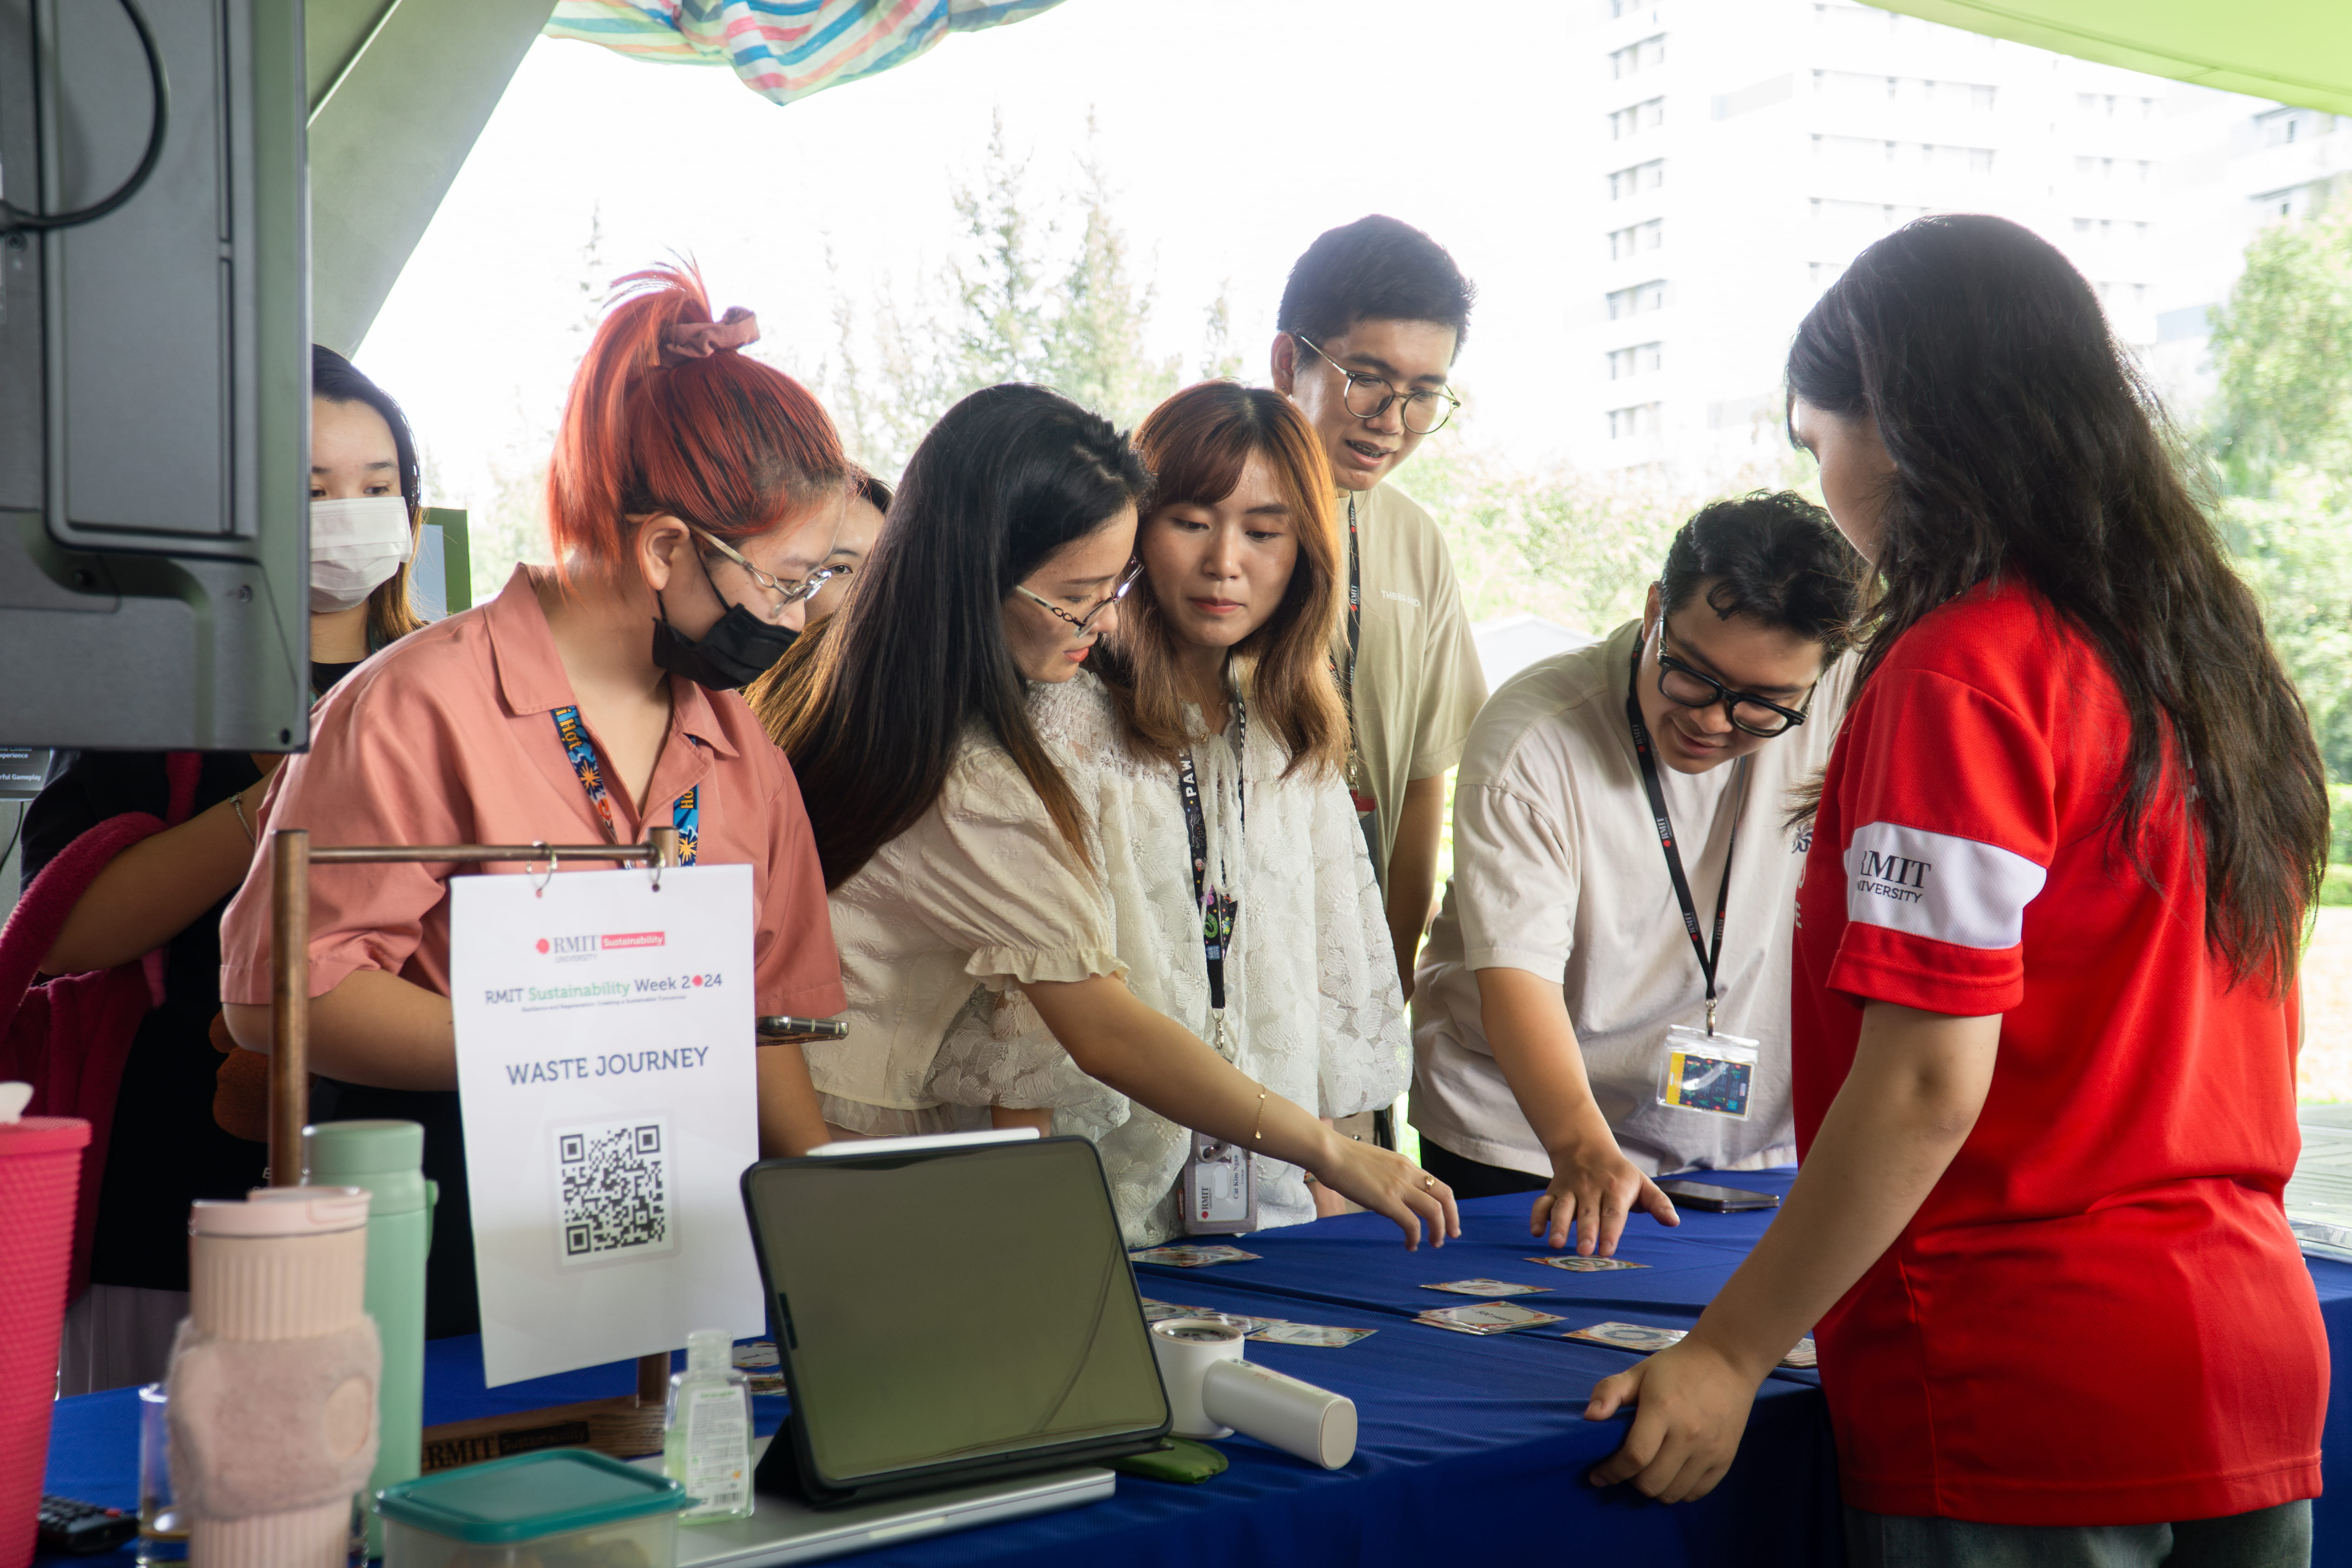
[1853,851,1932,905]
[533,931,667,961]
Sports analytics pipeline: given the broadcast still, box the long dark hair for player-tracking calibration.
[754,385,1150,889]
[1099,381,1347,776]
[312,345,427,646]
[1788,214,2326,990]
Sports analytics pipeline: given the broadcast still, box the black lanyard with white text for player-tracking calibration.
[1624,635,1747,1035]
[1176,694,1247,1013]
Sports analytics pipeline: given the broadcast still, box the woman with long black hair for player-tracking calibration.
[758,383,1455,1248]
[1584,215,2328,1562]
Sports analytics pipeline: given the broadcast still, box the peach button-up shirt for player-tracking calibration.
[220,565,843,1018]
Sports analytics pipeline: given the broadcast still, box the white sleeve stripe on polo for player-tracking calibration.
[1842,821,2047,951]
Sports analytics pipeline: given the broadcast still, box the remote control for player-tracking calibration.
[37,1495,138,1555]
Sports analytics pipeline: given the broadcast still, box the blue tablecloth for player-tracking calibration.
[39,1170,2352,1566]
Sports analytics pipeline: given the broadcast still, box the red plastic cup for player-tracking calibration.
[0,1116,90,1568]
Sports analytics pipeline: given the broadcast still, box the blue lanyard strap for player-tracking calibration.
[551,706,699,865]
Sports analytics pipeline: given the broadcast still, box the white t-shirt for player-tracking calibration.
[1330,481,1488,880]
[1410,619,1851,1178]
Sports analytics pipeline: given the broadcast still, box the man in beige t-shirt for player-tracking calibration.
[1271,215,1488,1001]
[1411,493,1860,1255]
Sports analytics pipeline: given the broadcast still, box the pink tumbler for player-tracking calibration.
[0,1111,90,1568]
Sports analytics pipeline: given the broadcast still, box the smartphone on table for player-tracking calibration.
[1656,1179,1779,1213]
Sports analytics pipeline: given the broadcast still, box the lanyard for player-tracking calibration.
[1176,693,1246,1013]
[1336,494,1375,816]
[551,706,700,865]
[1622,636,1746,1034]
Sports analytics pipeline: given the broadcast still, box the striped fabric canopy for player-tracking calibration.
[545,0,1071,108]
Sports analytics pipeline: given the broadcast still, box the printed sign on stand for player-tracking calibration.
[450,865,763,1386]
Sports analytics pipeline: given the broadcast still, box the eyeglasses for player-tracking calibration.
[692,526,848,621]
[1013,560,1144,634]
[1294,334,1462,435]
[1652,619,1814,738]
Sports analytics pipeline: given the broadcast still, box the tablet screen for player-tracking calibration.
[742,1138,1168,1484]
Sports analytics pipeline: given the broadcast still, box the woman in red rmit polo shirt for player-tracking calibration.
[1585,214,2330,1565]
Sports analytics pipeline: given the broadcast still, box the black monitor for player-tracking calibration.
[0,0,310,751]
[741,1135,1170,1508]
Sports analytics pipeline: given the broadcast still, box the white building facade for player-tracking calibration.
[1568,0,2346,478]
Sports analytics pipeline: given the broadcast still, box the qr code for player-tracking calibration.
[555,1118,675,1266]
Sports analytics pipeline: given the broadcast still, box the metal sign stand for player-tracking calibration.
[268,825,684,1469]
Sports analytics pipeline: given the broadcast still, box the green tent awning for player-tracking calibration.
[1875,1,2352,116]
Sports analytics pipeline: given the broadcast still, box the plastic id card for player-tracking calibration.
[1181,1132,1259,1235]
[1656,1024,1758,1120]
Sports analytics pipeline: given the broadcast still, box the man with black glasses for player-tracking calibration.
[1273,216,1487,1007]
[1410,493,1861,1254]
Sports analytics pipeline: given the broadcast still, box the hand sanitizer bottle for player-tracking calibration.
[664,1329,755,1522]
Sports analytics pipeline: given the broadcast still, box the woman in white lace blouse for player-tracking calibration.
[929,381,1413,1243]
[753,384,1456,1250]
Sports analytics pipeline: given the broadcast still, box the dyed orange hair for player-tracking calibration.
[1098,380,1347,778]
[547,262,846,579]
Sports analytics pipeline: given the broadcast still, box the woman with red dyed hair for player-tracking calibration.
[217,265,850,1336]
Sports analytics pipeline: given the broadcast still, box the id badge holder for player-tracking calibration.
[1655,1024,1759,1120]
[1181,1131,1258,1235]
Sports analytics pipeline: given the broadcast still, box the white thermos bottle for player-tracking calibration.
[168,1188,381,1568]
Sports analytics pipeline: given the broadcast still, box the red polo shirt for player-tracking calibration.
[1791,577,2324,1524]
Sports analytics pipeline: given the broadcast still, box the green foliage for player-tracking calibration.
[2202,201,2352,784]
[2323,863,2352,909]
[2207,204,2352,492]
[2332,782,2352,865]
[821,111,1195,478]
[1394,430,1810,634]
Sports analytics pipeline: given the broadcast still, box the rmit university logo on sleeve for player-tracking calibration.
[1842,822,2046,949]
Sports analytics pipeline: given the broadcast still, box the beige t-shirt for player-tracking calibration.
[1329,480,1488,879]
[1409,620,1851,1178]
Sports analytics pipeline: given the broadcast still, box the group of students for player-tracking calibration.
[23,209,2332,1563]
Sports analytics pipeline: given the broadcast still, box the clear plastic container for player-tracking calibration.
[377,1448,685,1567]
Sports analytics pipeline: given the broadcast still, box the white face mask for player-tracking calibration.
[310,495,413,614]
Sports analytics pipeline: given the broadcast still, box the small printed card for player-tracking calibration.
[732,1340,786,1396]
[1524,1255,1649,1272]
[1423,1278,1553,1297]
[1564,1320,1687,1352]
[1564,1321,1818,1369]
[1129,1245,1263,1268]
[1138,1300,1280,1334]
[1249,1322,1375,1348]
[1415,1301,1567,1336]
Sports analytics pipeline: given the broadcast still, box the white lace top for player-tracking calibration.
[928,674,1408,1245]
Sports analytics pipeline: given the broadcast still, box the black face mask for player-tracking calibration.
[649,551,798,692]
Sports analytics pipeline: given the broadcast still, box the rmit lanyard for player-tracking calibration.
[1623,636,1747,1035]
[551,706,701,864]
[1176,694,1247,1012]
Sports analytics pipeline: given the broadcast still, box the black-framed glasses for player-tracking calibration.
[692,525,848,621]
[1294,334,1461,435]
[1653,621,1814,737]
[1013,560,1143,634]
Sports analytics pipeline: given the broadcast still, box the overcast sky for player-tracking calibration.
[360,0,1585,518]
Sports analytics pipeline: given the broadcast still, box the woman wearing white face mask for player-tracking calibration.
[20,346,431,1394]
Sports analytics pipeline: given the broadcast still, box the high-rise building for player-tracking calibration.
[1566,0,2341,480]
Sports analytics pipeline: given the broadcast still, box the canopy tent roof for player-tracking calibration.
[1875,1,2352,117]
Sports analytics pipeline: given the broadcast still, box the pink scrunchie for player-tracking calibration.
[660,305,759,365]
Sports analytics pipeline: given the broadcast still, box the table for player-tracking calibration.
[40,1171,2352,1566]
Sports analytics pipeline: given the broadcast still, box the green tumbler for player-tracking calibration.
[306,1119,435,1560]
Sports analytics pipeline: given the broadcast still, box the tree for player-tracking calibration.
[2203,194,2352,782]
[2207,200,2352,492]
[819,108,1213,478]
